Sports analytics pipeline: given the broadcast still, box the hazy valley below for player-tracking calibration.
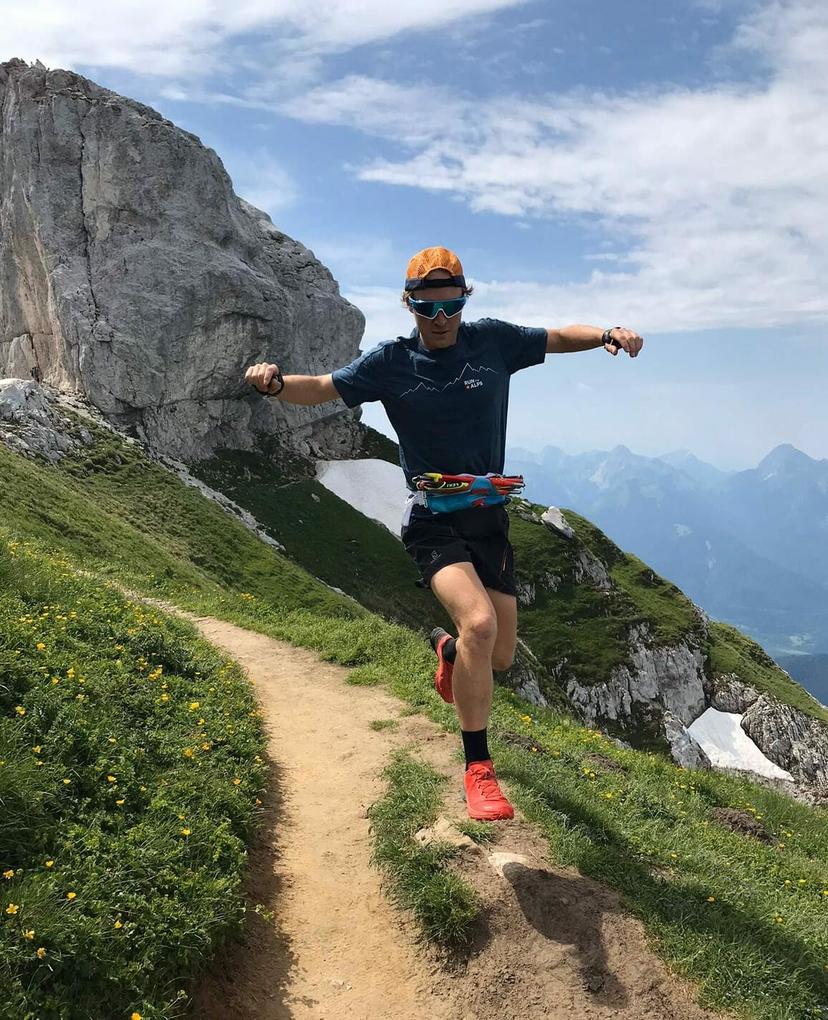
[508,443,828,703]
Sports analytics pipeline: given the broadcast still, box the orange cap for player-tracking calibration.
[404,246,466,291]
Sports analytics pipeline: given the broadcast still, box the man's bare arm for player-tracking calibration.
[244,363,340,405]
[546,325,643,356]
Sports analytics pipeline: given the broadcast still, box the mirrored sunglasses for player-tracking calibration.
[408,296,467,319]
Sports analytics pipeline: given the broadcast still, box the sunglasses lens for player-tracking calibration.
[412,297,466,318]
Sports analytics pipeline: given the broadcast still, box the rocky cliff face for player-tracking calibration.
[0,59,365,463]
[515,503,828,795]
[711,674,828,790]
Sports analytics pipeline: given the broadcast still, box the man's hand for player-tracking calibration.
[245,362,282,395]
[605,328,644,357]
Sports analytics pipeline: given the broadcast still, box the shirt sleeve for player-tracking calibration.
[331,347,387,407]
[490,319,548,374]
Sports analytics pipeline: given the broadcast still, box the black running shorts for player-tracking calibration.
[400,504,516,595]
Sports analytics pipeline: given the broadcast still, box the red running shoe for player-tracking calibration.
[430,627,455,704]
[464,760,515,821]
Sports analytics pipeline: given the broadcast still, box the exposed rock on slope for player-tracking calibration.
[0,59,364,463]
[0,378,286,555]
[508,501,828,793]
[712,674,828,788]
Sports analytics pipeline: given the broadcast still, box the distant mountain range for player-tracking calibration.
[508,443,828,684]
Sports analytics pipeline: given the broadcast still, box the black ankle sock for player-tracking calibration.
[461,728,490,768]
[443,637,457,663]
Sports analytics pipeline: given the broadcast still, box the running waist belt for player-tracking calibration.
[412,472,525,513]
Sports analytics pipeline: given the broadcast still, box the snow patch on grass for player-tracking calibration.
[688,708,794,781]
[317,458,408,537]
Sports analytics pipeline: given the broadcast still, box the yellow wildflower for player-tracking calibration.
[189,702,200,711]
[6,903,19,914]
[62,778,71,785]
[180,828,191,837]
[116,799,125,806]
[32,745,42,754]
[707,896,716,903]
[23,929,34,940]
[37,947,46,959]
[233,778,241,786]
[36,642,46,650]
[182,747,194,758]
[15,706,26,716]
[106,775,117,783]
[3,870,14,880]
[114,919,123,929]
[66,892,76,901]
[45,861,54,869]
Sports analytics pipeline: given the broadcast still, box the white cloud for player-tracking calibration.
[305,235,397,286]
[217,149,297,216]
[345,286,413,346]
[1,0,527,76]
[295,0,828,330]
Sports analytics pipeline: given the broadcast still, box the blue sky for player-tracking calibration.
[5,0,826,469]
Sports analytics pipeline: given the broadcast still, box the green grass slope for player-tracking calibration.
[192,450,449,632]
[0,538,266,1019]
[2,426,828,1018]
[191,450,828,728]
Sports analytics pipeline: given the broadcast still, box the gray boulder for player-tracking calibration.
[662,710,712,771]
[541,506,575,539]
[0,377,93,461]
[741,696,828,791]
[0,59,365,463]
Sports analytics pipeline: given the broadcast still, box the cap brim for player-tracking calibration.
[405,274,466,291]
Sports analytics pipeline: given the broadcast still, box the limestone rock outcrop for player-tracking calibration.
[513,505,828,792]
[0,377,94,461]
[0,378,286,555]
[741,696,828,790]
[565,621,708,732]
[0,59,365,463]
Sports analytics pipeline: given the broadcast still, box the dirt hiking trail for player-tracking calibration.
[175,612,730,1020]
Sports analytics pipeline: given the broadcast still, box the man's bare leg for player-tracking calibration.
[429,562,515,819]
[430,561,497,730]
[486,587,518,673]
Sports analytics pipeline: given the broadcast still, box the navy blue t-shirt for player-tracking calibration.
[331,317,547,490]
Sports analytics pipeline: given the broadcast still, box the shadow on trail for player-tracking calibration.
[513,767,828,1013]
[188,754,309,1020]
[501,860,630,1007]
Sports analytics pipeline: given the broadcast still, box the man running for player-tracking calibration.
[245,246,644,821]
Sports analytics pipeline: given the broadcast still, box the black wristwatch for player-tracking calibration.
[602,327,623,348]
[264,366,285,396]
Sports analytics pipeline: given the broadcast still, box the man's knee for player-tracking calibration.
[459,610,498,649]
